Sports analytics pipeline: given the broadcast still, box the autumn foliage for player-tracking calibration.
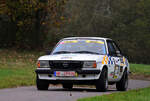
[0,0,68,49]
[0,0,6,12]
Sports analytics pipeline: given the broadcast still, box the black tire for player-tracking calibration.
[116,69,128,91]
[36,75,49,90]
[96,68,108,92]
[62,84,73,89]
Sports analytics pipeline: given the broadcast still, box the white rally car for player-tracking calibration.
[35,37,129,92]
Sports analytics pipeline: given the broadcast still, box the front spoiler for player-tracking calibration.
[44,79,98,85]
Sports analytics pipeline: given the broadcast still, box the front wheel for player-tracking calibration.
[96,68,108,92]
[36,75,49,90]
[116,70,128,91]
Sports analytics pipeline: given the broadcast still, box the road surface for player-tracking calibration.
[0,80,150,101]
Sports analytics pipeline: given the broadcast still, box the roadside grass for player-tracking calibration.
[130,64,150,75]
[0,49,150,89]
[78,87,150,101]
[0,49,44,89]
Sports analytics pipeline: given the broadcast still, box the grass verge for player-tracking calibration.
[130,64,150,75]
[0,49,44,89]
[78,87,150,101]
[130,64,150,80]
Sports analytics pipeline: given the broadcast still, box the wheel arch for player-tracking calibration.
[123,66,128,73]
[102,65,108,71]
[98,65,108,79]
[101,65,108,77]
[124,67,130,74]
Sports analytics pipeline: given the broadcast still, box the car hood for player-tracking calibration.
[38,54,104,61]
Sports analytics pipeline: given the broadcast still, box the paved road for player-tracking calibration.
[0,80,150,101]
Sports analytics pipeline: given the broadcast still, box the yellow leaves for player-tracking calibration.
[17,21,23,26]
[54,21,61,27]
[45,0,68,27]
[42,21,46,25]
[0,0,7,14]
[60,16,64,20]
[3,0,69,34]
[62,0,68,4]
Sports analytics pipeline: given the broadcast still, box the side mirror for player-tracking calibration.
[45,50,51,55]
[116,51,122,57]
[116,51,120,54]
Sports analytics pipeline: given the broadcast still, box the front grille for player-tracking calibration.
[49,61,83,70]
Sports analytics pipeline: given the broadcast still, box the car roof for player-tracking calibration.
[62,37,112,41]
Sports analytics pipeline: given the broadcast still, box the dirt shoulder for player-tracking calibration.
[129,73,150,81]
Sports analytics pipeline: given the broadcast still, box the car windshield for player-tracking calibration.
[52,39,106,55]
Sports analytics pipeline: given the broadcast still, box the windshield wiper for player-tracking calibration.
[73,51,100,55]
[53,51,73,54]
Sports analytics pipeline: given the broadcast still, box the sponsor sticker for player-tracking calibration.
[86,40,104,44]
[113,75,118,79]
[60,40,78,44]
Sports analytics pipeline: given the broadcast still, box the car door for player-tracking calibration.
[112,41,124,80]
[107,40,122,81]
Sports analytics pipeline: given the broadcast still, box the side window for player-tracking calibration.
[107,41,116,56]
[112,42,119,52]
[112,41,122,56]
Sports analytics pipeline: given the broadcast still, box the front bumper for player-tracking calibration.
[35,68,101,82]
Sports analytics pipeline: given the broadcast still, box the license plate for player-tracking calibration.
[54,71,77,77]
